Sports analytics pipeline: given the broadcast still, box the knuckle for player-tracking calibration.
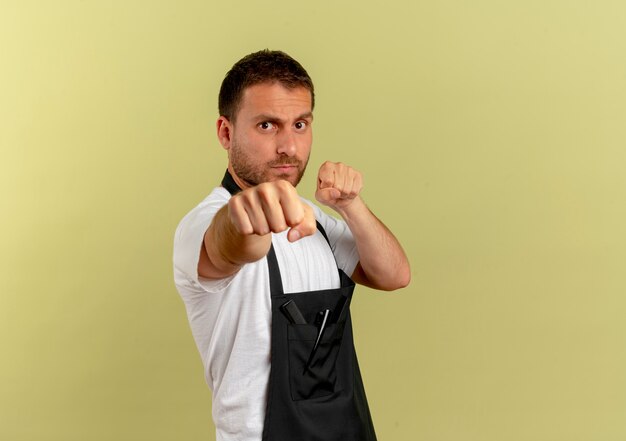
[254,226,269,236]
[269,215,289,233]
[304,206,316,225]
[228,199,244,217]
[256,182,270,194]
[229,193,242,205]
[281,183,298,200]
[229,217,249,235]
[234,191,255,209]
[277,179,294,192]
[274,222,288,232]
[256,183,279,203]
[286,213,304,227]
[305,220,317,234]
[258,188,272,204]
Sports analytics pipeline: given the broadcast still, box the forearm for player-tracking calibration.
[336,197,411,291]
[200,205,272,279]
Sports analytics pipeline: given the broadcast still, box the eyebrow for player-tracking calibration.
[253,112,314,123]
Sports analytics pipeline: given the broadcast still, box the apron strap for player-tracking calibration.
[266,245,284,297]
[221,169,243,195]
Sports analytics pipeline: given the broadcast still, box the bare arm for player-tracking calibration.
[315,162,411,291]
[198,204,271,279]
[198,180,317,280]
[336,197,411,290]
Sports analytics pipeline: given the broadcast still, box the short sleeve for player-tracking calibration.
[307,202,360,277]
[173,187,235,295]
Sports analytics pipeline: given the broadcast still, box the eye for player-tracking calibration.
[294,121,307,130]
[259,121,275,131]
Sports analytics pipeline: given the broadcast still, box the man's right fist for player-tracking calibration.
[227,180,317,243]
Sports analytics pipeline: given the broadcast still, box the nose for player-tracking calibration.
[276,129,297,157]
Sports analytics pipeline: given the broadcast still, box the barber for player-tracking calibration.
[173,49,410,441]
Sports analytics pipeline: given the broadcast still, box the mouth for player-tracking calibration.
[270,163,299,173]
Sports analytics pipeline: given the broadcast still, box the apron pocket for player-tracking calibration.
[287,322,345,401]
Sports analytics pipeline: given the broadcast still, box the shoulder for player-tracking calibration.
[175,187,230,237]
[181,187,231,222]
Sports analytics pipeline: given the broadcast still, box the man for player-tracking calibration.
[173,50,410,441]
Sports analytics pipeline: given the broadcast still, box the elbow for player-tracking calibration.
[398,269,411,289]
[355,260,411,291]
[379,267,411,291]
[388,255,412,291]
[392,268,411,290]
[389,256,412,289]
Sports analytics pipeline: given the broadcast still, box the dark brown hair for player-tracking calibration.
[218,49,315,121]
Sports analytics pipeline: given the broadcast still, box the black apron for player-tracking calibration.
[221,171,377,441]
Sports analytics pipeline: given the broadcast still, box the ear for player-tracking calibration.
[216,116,233,150]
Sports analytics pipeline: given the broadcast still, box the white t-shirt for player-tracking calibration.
[173,187,359,441]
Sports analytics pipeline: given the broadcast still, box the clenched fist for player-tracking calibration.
[228,179,317,243]
[315,161,363,210]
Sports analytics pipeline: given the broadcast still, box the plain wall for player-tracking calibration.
[1,1,625,440]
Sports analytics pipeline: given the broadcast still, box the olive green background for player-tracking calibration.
[2,1,625,440]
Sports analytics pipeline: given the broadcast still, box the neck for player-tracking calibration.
[226,165,252,191]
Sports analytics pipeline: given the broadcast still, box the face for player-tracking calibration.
[217,82,313,189]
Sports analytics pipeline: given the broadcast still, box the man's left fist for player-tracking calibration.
[315,161,363,210]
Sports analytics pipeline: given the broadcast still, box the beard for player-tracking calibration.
[229,140,309,187]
